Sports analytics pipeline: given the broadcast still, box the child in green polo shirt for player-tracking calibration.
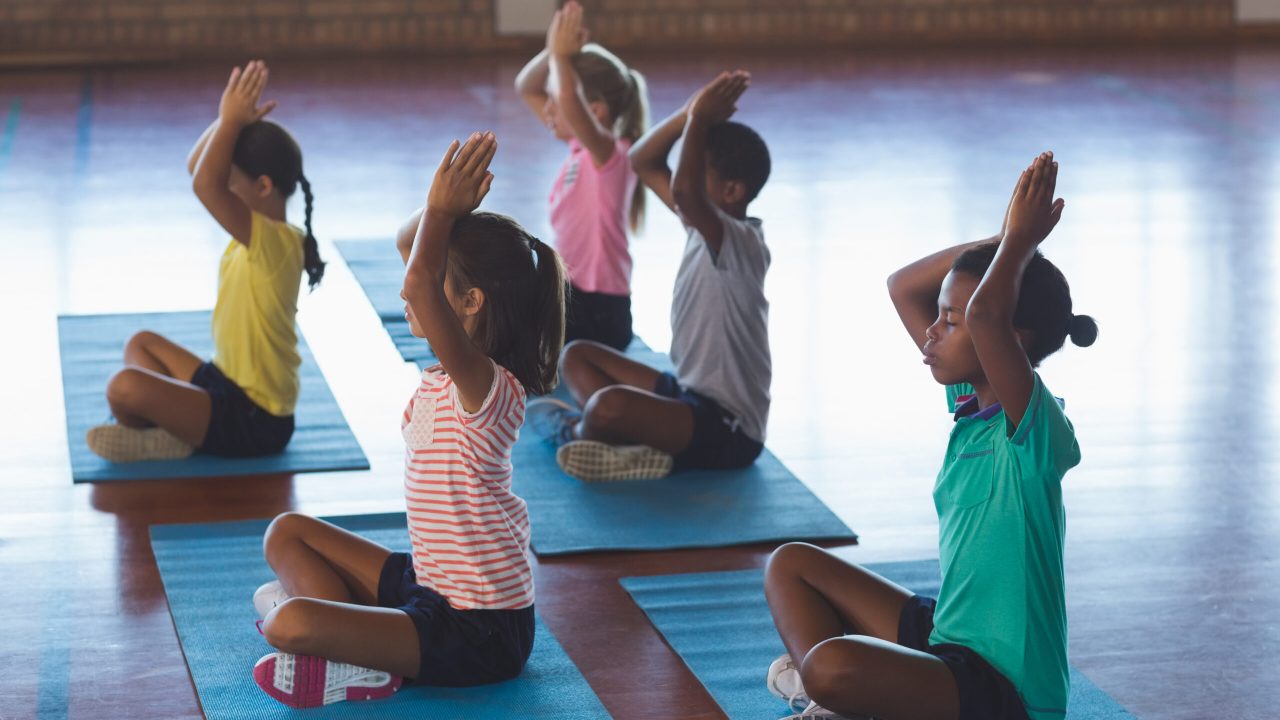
[762,152,1098,720]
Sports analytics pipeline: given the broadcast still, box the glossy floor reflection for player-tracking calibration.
[1,45,1278,719]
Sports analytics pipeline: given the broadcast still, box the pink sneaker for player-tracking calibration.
[253,652,402,708]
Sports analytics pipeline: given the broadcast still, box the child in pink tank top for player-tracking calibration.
[516,0,650,350]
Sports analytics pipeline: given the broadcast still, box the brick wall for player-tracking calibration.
[0,0,1246,67]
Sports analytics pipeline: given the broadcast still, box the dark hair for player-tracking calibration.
[952,242,1098,366]
[232,120,325,290]
[571,44,649,232]
[706,121,771,203]
[444,212,566,396]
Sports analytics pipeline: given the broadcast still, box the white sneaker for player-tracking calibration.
[525,397,581,447]
[780,700,873,719]
[253,652,402,708]
[86,423,193,463]
[556,440,674,482]
[253,580,289,619]
[767,653,810,712]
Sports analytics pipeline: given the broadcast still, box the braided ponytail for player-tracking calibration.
[299,175,325,291]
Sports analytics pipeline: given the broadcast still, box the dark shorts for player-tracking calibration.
[377,552,535,686]
[653,372,764,471]
[189,362,294,457]
[898,595,1031,720]
[565,284,633,351]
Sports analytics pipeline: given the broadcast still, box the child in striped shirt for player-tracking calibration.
[251,131,567,708]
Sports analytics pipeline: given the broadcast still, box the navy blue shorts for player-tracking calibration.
[377,552,535,686]
[565,284,633,352]
[653,372,763,471]
[188,362,293,457]
[898,595,1031,720]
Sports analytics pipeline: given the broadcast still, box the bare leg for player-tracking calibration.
[105,367,211,447]
[260,513,420,678]
[123,330,205,381]
[577,386,695,455]
[262,513,390,605]
[764,543,960,720]
[559,340,662,406]
[263,599,420,678]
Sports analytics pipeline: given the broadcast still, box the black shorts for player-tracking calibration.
[653,372,764,471]
[565,284,632,351]
[377,552,535,686]
[898,595,1031,720]
[188,362,294,457]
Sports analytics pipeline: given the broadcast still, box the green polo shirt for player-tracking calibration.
[930,374,1080,720]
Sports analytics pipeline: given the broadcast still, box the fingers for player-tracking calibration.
[477,171,495,203]
[1049,198,1065,228]
[226,66,242,91]
[437,139,461,176]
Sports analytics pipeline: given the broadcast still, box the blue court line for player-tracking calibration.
[0,98,20,174]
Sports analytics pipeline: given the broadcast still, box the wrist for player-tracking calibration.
[423,206,464,222]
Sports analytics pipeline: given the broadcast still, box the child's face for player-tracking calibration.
[922,271,985,386]
[542,94,575,141]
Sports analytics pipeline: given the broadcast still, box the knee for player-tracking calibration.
[261,597,321,654]
[582,386,630,429]
[765,543,819,583]
[124,330,160,355]
[105,368,148,410]
[559,339,596,377]
[263,512,311,566]
[801,639,873,711]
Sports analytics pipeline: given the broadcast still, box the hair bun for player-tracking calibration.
[1068,314,1098,347]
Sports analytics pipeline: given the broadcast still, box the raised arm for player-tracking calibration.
[628,99,690,214]
[547,2,616,168]
[186,119,220,176]
[402,132,498,413]
[966,152,1065,427]
[396,207,424,264]
[514,49,552,126]
[671,71,749,255]
[191,60,277,245]
[886,238,992,353]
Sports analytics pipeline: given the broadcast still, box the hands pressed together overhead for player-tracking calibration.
[219,59,277,127]
[548,0,590,57]
[689,70,751,123]
[428,131,497,218]
[1002,151,1065,247]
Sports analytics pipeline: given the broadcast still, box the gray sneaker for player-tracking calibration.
[556,440,674,482]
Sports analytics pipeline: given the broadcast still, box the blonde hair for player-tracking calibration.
[571,43,650,232]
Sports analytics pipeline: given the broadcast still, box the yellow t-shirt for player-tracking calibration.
[211,212,305,416]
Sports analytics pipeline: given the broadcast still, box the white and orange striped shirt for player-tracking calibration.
[401,361,533,611]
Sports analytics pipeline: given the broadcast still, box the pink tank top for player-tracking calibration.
[548,137,636,296]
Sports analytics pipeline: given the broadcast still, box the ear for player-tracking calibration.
[255,175,275,199]
[462,287,486,317]
[722,179,748,206]
[588,99,611,127]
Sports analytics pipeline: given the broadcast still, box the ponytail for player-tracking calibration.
[530,238,567,395]
[445,212,566,396]
[299,174,325,291]
[622,68,650,233]
[572,45,650,232]
[232,120,324,291]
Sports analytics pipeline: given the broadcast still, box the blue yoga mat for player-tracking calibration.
[621,560,1134,720]
[59,311,368,482]
[150,513,610,720]
[335,239,855,555]
[335,240,437,369]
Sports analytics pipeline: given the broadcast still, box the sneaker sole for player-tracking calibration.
[86,424,194,463]
[556,440,674,482]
